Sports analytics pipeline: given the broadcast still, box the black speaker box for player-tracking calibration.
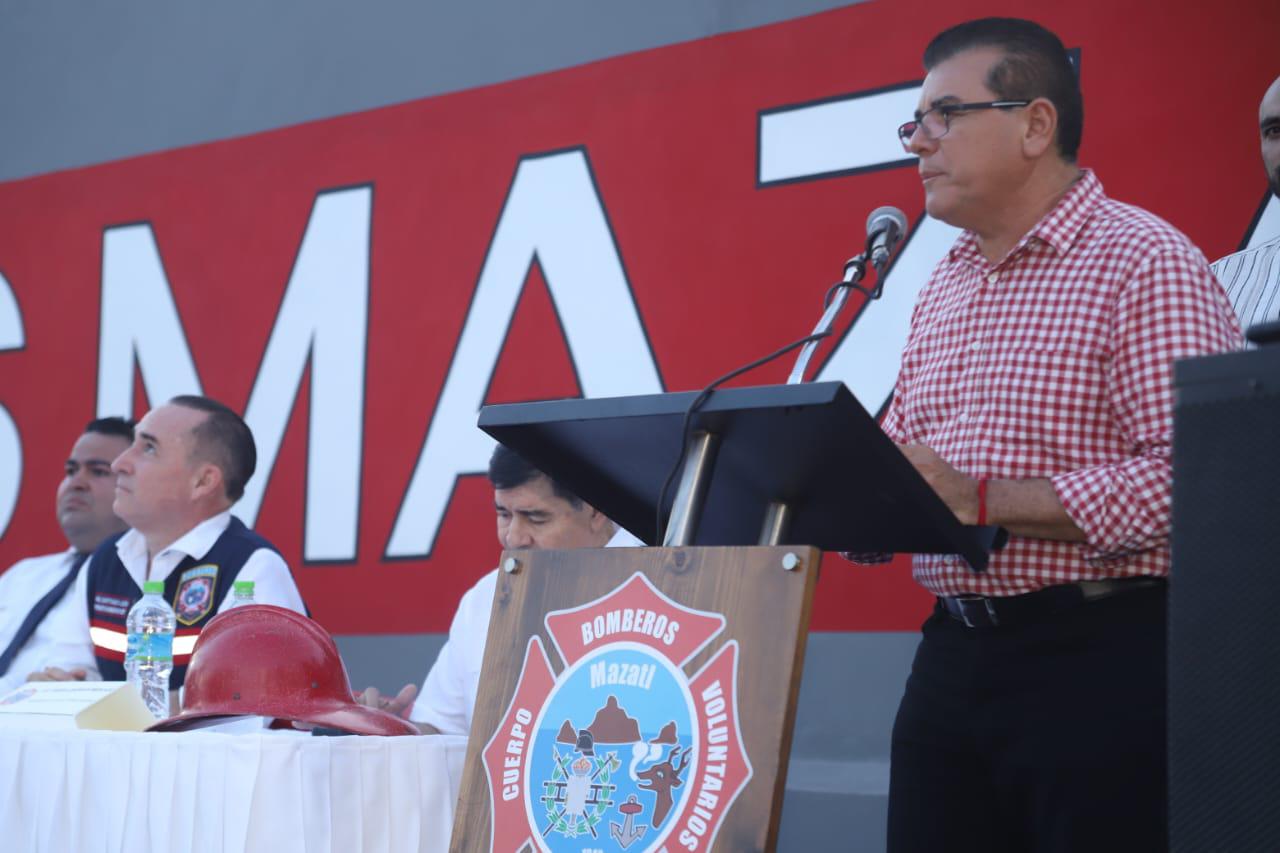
[1170,346,1280,852]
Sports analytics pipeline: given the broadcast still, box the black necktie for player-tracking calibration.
[0,551,91,678]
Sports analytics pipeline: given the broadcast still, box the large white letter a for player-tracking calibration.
[386,148,662,558]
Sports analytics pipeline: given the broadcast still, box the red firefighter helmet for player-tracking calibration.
[149,604,417,736]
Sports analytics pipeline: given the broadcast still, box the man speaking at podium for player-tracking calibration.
[877,18,1240,852]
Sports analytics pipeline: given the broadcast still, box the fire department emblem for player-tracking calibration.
[483,573,753,853]
[174,564,218,625]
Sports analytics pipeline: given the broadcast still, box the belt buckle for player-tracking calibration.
[955,595,999,628]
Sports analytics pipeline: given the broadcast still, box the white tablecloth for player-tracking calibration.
[0,726,467,853]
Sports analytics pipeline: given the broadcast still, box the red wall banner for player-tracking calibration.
[0,0,1274,634]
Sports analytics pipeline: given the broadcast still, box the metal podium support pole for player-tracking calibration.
[758,501,792,546]
[662,430,720,547]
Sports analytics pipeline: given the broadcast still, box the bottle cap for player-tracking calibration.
[234,580,255,596]
[142,580,165,595]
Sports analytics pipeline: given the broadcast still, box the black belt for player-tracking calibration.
[938,577,1166,629]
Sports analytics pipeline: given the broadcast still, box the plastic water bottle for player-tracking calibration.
[227,579,256,608]
[125,580,176,720]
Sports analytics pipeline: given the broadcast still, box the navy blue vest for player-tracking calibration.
[86,516,280,687]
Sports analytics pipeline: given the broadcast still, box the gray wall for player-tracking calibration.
[1,0,863,182]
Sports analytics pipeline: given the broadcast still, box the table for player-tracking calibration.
[0,726,467,853]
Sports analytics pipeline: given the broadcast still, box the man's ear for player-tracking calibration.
[585,503,610,535]
[191,463,226,503]
[1022,97,1059,159]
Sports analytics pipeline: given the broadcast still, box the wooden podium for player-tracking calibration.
[448,382,1001,853]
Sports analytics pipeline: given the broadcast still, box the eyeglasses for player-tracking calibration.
[897,100,1031,149]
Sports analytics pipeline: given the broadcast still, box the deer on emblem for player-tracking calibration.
[635,745,692,828]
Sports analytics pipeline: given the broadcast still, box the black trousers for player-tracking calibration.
[887,584,1168,853]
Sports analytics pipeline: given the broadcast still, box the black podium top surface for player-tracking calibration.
[478,382,999,570]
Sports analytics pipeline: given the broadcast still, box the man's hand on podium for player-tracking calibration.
[898,444,979,525]
[898,443,1087,542]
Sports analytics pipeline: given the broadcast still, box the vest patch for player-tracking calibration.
[93,592,132,618]
[174,564,219,625]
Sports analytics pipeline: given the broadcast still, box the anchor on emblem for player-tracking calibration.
[608,794,648,849]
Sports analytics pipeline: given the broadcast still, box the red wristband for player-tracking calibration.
[976,477,989,527]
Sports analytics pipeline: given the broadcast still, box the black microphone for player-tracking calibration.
[866,206,908,275]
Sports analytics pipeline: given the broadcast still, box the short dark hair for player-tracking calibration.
[85,416,135,442]
[168,395,257,502]
[487,443,582,509]
[924,18,1082,161]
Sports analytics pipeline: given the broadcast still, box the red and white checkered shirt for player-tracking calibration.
[882,169,1242,597]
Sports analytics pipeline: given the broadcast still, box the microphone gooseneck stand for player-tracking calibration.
[786,249,877,385]
[655,223,898,547]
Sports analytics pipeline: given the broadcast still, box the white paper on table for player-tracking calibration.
[0,681,125,716]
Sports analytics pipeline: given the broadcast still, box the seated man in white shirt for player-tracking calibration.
[0,417,134,694]
[359,443,640,735]
[32,395,308,694]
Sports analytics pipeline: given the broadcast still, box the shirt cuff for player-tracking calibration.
[1051,459,1170,562]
